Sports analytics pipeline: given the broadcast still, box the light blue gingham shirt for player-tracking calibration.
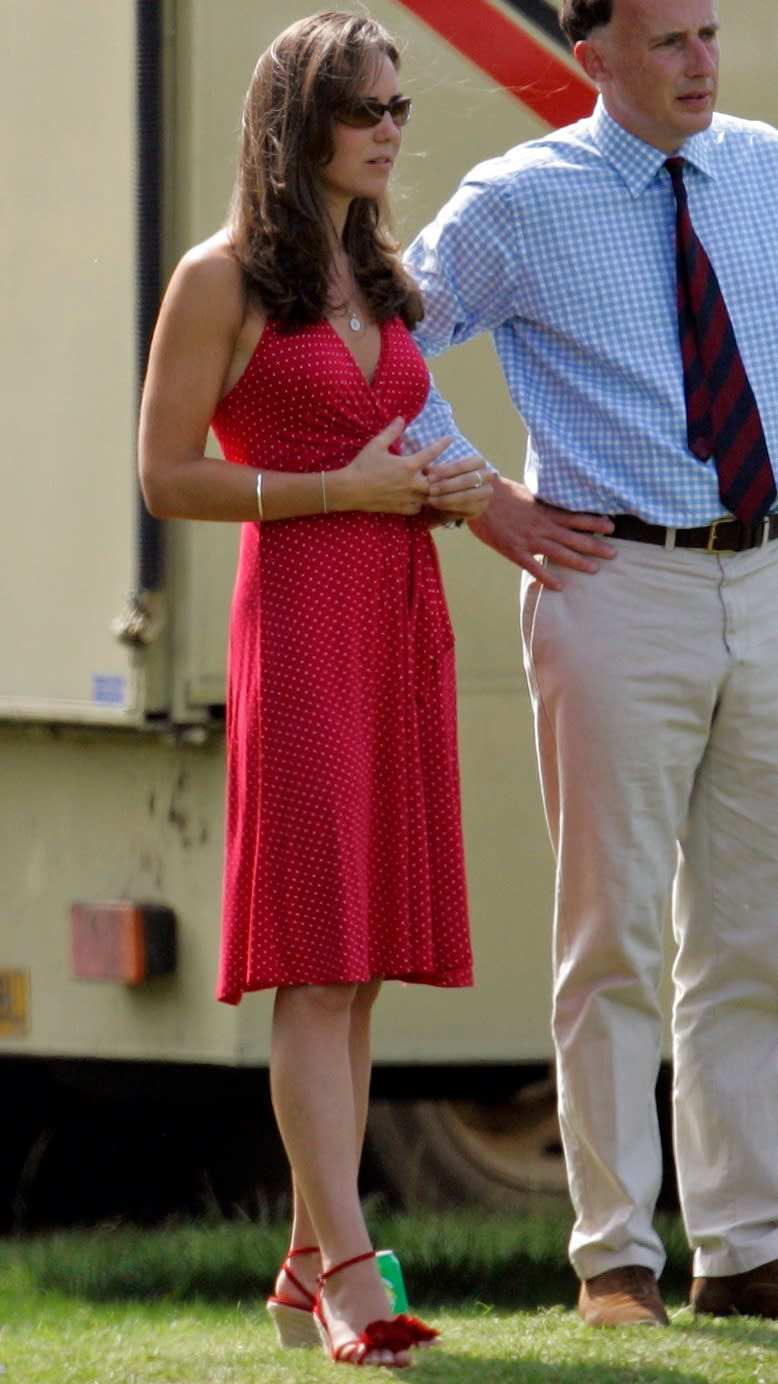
[405,99,778,525]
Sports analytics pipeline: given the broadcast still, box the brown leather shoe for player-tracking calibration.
[578,1266,669,1327]
[691,1259,778,1318]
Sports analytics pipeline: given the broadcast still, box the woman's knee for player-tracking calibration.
[275,982,360,1022]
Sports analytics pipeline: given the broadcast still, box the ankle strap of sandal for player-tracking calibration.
[287,1245,319,1260]
[318,1249,376,1288]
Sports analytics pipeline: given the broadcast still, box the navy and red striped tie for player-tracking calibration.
[666,156,775,526]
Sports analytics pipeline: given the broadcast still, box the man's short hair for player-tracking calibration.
[559,0,614,43]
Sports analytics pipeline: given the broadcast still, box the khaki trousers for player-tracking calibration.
[521,536,778,1280]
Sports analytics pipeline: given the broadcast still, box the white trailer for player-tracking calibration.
[1,0,774,1223]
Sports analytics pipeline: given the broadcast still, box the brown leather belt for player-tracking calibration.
[609,514,778,554]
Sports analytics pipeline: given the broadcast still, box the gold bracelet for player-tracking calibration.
[256,472,264,520]
[320,471,328,515]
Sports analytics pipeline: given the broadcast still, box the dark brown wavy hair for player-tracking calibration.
[226,10,423,331]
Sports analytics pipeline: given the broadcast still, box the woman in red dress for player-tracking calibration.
[139,11,491,1368]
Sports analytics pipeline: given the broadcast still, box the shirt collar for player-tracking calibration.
[590,97,717,195]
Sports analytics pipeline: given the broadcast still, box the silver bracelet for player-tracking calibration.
[256,472,264,520]
[320,472,328,515]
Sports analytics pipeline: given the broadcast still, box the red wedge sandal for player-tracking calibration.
[313,1250,439,1367]
[266,1245,321,1348]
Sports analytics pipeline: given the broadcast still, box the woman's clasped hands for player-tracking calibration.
[344,415,492,521]
[425,449,493,524]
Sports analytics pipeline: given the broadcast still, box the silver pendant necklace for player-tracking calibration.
[330,254,363,331]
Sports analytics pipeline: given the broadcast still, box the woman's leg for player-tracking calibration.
[350,977,382,1154]
[271,1184,320,1306]
[274,978,382,1305]
[270,981,408,1365]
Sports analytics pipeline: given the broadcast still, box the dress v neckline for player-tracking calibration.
[324,318,387,390]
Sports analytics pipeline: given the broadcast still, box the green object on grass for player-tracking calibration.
[376,1248,409,1312]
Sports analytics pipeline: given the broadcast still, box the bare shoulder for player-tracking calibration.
[148,230,267,402]
[165,230,245,329]
[179,229,240,277]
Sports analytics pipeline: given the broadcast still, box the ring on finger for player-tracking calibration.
[472,473,483,489]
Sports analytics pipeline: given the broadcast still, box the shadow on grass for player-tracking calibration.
[415,1359,722,1384]
[385,1208,693,1313]
[1,1210,698,1314]
[411,1256,692,1312]
[680,1314,778,1351]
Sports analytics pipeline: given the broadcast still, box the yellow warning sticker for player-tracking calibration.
[0,970,29,1036]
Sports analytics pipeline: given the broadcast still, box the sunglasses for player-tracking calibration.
[334,95,413,129]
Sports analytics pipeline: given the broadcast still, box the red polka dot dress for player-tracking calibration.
[210,317,473,1003]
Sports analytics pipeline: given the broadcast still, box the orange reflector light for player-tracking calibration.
[70,901,177,985]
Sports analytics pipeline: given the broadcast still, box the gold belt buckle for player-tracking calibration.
[706,517,732,553]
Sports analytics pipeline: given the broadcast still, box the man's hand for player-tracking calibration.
[468,474,616,590]
[425,454,493,519]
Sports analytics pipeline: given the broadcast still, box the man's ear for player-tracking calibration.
[574,39,608,85]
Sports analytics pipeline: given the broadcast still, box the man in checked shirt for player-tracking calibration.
[417,0,778,1329]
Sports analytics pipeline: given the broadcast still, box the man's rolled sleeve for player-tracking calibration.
[404,175,519,466]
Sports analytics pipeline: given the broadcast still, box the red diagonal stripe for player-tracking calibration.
[397,0,594,127]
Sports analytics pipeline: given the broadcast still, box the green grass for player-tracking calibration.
[0,1209,692,1307]
[0,1214,776,1382]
